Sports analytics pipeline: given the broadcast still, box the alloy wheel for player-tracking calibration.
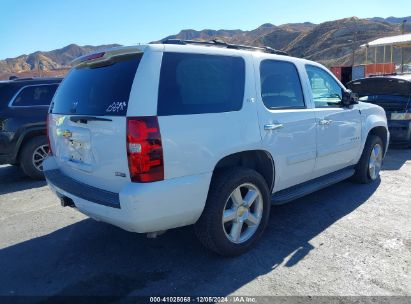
[222,183,264,244]
[369,143,383,180]
[32,144,50,171]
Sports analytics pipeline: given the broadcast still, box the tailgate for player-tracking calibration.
[49,114,128,192]
[49,51,143,193]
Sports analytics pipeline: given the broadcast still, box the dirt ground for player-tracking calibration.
[0,148,410,299]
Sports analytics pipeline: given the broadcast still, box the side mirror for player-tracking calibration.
[341,90,359,107]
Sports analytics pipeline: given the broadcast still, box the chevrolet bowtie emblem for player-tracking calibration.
[63,130,72,139]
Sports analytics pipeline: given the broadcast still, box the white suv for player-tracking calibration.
[44,41,389,256]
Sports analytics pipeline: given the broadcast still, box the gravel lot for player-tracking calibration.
[0,148,410,299]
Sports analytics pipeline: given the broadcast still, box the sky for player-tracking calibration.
[1,0,410,59]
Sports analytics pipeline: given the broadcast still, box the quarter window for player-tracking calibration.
[306,65,343,108]
[260,60,305,109]
[12,84,58,107]
[158,52,245,116]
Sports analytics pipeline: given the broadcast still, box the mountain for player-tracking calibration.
[158,22,315,49]
[160,17,408,66]
[369,16,411,24]
[0,44,120,80]
[284,17,401,65]
[1,16,410,80]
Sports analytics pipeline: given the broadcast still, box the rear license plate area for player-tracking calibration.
[68,140,86,163]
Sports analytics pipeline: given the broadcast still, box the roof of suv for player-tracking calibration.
[162,39,289,55]
[350,74,411,84]
[70,42,317,71]
[0,77,62,85]
[386,74,411,82]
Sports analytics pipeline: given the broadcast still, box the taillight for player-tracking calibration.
[46,114,53,155]
[127,116,164,183]
[80,52,105,62]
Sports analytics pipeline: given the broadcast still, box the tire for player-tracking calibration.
[19,136,49,180]
[194,167,271,256]
[353,135,384,184]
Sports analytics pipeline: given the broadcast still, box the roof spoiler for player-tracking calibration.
[70,46,144,67]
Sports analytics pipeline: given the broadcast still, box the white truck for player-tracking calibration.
[44,40,389,256]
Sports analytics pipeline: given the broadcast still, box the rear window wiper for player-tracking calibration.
[70,116,112,124]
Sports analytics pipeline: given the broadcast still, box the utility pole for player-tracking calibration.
[401,20,407,74]
[352,19,358,67]
[348,39,355,66]
[352,31,357,67]
[36,56,41,78]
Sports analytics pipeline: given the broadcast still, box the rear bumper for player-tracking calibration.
[44,169,120,208]
[387,120,411,144]
[43,157,212,233]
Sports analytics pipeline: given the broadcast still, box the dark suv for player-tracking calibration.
[0,77,62,179]
[347,75,411,146]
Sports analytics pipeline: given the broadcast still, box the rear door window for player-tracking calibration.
[11,84,58,107]
[51,54,142,116]
[260,60,305,109]
[158,52,245,116]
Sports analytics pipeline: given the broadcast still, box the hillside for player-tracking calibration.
[284,17,401,65]
[158,22,316,50]
[1,16,410,80]
[369,16,411,24]
[0,44,119,80]
[159,17,410,66]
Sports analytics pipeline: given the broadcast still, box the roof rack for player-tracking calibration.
[162,39,289,56]
[11,77,34,81]
[7,76,63,82]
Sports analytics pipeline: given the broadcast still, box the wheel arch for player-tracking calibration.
[15,127,46,161]
[366,125,388,156]
[362,111,389,156]
[212,150,275,192]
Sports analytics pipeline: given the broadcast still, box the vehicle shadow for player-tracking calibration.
[0,165,46,195]
[382,147,411,171]
[0,178,380,300]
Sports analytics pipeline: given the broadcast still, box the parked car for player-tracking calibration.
[347,75,411,146]
[0,77,62,179]
[44,41,389,256]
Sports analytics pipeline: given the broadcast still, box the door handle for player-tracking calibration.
[264,123,284,131]
[318,119,332,126]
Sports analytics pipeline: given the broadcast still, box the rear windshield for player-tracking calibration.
[347,78,411,98]
[158,52,245,116]
[51,54,142,116]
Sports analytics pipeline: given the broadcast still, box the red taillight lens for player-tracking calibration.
[46,114,53,155]
[127,116,164,183]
